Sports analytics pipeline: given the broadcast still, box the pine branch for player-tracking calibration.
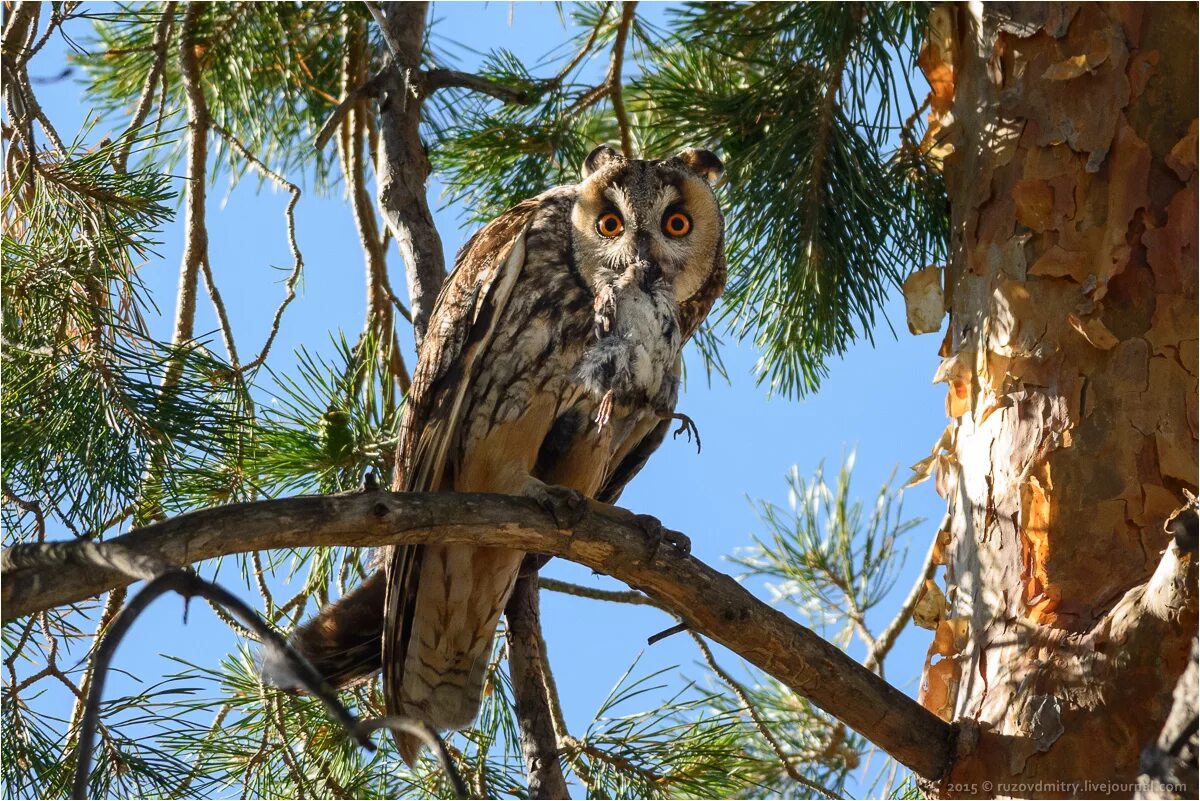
[3,491,956,780]
[170,1,208,352]
[370,0,446,348]
[538,577,660,608]
[424,68,531,105]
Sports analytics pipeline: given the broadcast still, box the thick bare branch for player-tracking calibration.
[371,0,446,348]
[3,491,955,780]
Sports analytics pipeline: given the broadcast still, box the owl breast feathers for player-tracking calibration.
[280,144,726,764]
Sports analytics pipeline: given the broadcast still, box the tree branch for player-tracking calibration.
[170,2,208,352]
[506,570,571,799]
[3,491,955,780]
[538,576,659,607]
[69,569,374,799]
[113,2,175,173]
[424,68,531,105]
[607,1,636,157]
[864,518,944,674]
[209,122,305,374]
[370,0,446,348]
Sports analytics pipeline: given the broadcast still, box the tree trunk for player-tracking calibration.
[918,3,1198,797]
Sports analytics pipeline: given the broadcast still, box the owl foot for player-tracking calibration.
[594,390,614,431]
[634,513,691,562]
[593,283,616,340]
[665,412,701,453]
[526,483,588,530]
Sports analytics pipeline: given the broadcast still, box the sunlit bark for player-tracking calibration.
[918,3,1198,796]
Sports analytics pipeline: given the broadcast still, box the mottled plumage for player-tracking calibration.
[285,145,725,764]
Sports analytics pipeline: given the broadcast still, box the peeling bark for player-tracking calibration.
[919,3,1198,797]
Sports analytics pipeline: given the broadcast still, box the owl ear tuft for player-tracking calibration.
[674,148,724,185]
[582,144,623,179]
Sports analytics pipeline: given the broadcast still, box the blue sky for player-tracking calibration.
[17,2,951,796]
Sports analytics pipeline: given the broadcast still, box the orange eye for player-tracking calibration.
[663,211,691,237]
[596,212,624,238]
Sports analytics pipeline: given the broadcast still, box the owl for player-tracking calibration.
[285,144,726,764]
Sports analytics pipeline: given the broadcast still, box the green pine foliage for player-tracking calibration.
[3,3,944,799]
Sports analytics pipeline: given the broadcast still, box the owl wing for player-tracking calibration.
[384,192,559,764]
[395,194,547,493]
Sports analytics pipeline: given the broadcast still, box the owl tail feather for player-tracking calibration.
[266,570,386,691]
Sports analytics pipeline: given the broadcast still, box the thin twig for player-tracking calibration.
[647,621,688,645]
[538,576,660,607]
[2,480,47,541]
[863,516,944,673]
[71,569,373,799]
[689,632,841,800]
[199,256,242,368]
[209,121,305,373]
[174,703,231,797]
[549,2,612,87]
[313,69,384,152]
[114,3,175,172]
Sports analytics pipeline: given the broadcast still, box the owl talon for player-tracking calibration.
[594,390,614,431]
[666,412,701,453]
[635,513,690,561]
[527,484,588,530]
[593,284,616,340]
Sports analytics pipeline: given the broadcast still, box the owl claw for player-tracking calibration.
[634,513,691,562]
[527,483,588,530]
[666,412,701,453]
[594,390,614,431]
[593,284,616,340]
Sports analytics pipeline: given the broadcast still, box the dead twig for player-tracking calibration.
[209,122,305,373]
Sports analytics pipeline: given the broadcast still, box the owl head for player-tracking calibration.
[571,144,725,310]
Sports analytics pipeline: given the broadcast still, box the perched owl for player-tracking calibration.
[285,144,725,764]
